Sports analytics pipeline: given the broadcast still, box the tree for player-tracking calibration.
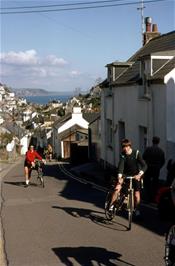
[0,132,13,148]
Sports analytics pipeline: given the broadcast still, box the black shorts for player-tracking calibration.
[132,179,142,192]
[24,160,32,168]
[122,178,142,192]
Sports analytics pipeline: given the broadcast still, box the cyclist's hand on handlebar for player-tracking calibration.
[114,176,123,191]
[114,183,122,192]
[134,174,141,181]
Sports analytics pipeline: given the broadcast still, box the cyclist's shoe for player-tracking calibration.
[24,181,30,188]
[109,205,114,212]
[135,209,140,216]
[134,209,143,221]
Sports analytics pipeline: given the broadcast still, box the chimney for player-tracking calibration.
[143,17,160,45]
[152,24,158,32]
[145,17,152,32]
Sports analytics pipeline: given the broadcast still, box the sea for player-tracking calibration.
[25,94,73,105]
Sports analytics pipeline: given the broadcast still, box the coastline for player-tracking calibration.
[25,94,73,105]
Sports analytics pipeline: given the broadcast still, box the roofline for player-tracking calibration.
[128,30,175,62]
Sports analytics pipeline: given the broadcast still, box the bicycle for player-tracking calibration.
[164,224,175,266]
[105,176,135,230]
[33,159,45,188]
[164,179,175,266]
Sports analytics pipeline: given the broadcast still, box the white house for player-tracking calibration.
[100,20,175,180]
[52,107,88,158]
[52,107,99,159]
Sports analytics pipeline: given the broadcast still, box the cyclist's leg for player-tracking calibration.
[24,166,29,185]
[133,179,142,217]
[109,184,122,208]
[24,165,32,186]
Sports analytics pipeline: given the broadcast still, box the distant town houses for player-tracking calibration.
[0,81,101,160]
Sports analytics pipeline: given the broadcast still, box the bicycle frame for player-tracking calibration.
[33,160,45,188]
[125,176,135,230]
[105,176,135,230]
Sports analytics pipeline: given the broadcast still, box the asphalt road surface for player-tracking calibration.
[0,159,169,266]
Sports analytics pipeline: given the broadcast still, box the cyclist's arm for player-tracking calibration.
[117,154,125,176]
[137,152,147,173]
[34,151,42,161]
[134,151,147,180]
[114,155,125,190]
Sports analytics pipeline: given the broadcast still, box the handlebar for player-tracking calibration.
[125,176,134,180]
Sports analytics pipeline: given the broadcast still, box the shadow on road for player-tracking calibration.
[4,181,26,187]
[52,205,128,232]
[23,162,170,236]
[4,181,39,187]
[52,246,135,266]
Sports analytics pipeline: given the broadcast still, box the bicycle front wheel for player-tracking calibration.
[127,190,134,230]
[38,168,44,188]
[165,225,175,266]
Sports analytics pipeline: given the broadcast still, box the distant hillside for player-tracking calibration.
[13,88,73,97]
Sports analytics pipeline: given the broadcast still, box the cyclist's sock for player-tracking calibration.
[26,179,29,185]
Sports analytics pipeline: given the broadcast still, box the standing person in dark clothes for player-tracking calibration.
[143,136,165,202]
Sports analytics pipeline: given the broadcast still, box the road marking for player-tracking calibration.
[58,162,158,210]
[58,163,108,193]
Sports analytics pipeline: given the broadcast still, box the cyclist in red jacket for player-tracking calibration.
[24,145,44,187]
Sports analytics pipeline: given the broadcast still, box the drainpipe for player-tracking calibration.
[103,89,107,170]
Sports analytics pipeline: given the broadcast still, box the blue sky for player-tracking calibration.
[0,0,174,93]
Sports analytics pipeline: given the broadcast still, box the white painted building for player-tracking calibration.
[52,107,89,158]
[100,27,175,180]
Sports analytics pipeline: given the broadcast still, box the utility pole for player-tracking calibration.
[137,0,145,45]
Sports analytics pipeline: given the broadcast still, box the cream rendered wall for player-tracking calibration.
[165,68,175,159]
[102,83,166,168]
[113,85,149,163]
[151,84,166,151]
[100,90,106,164]
[101,62,175,178]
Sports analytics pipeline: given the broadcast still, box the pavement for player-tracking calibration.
[70,161,115,189]
[0,157,24,266]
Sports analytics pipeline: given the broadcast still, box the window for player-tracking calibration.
[107,119,113,147]
[139,61,151,98]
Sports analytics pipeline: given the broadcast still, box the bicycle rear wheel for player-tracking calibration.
[165,225,175,266]
[127,190,134,230]
[38,168,44,188]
